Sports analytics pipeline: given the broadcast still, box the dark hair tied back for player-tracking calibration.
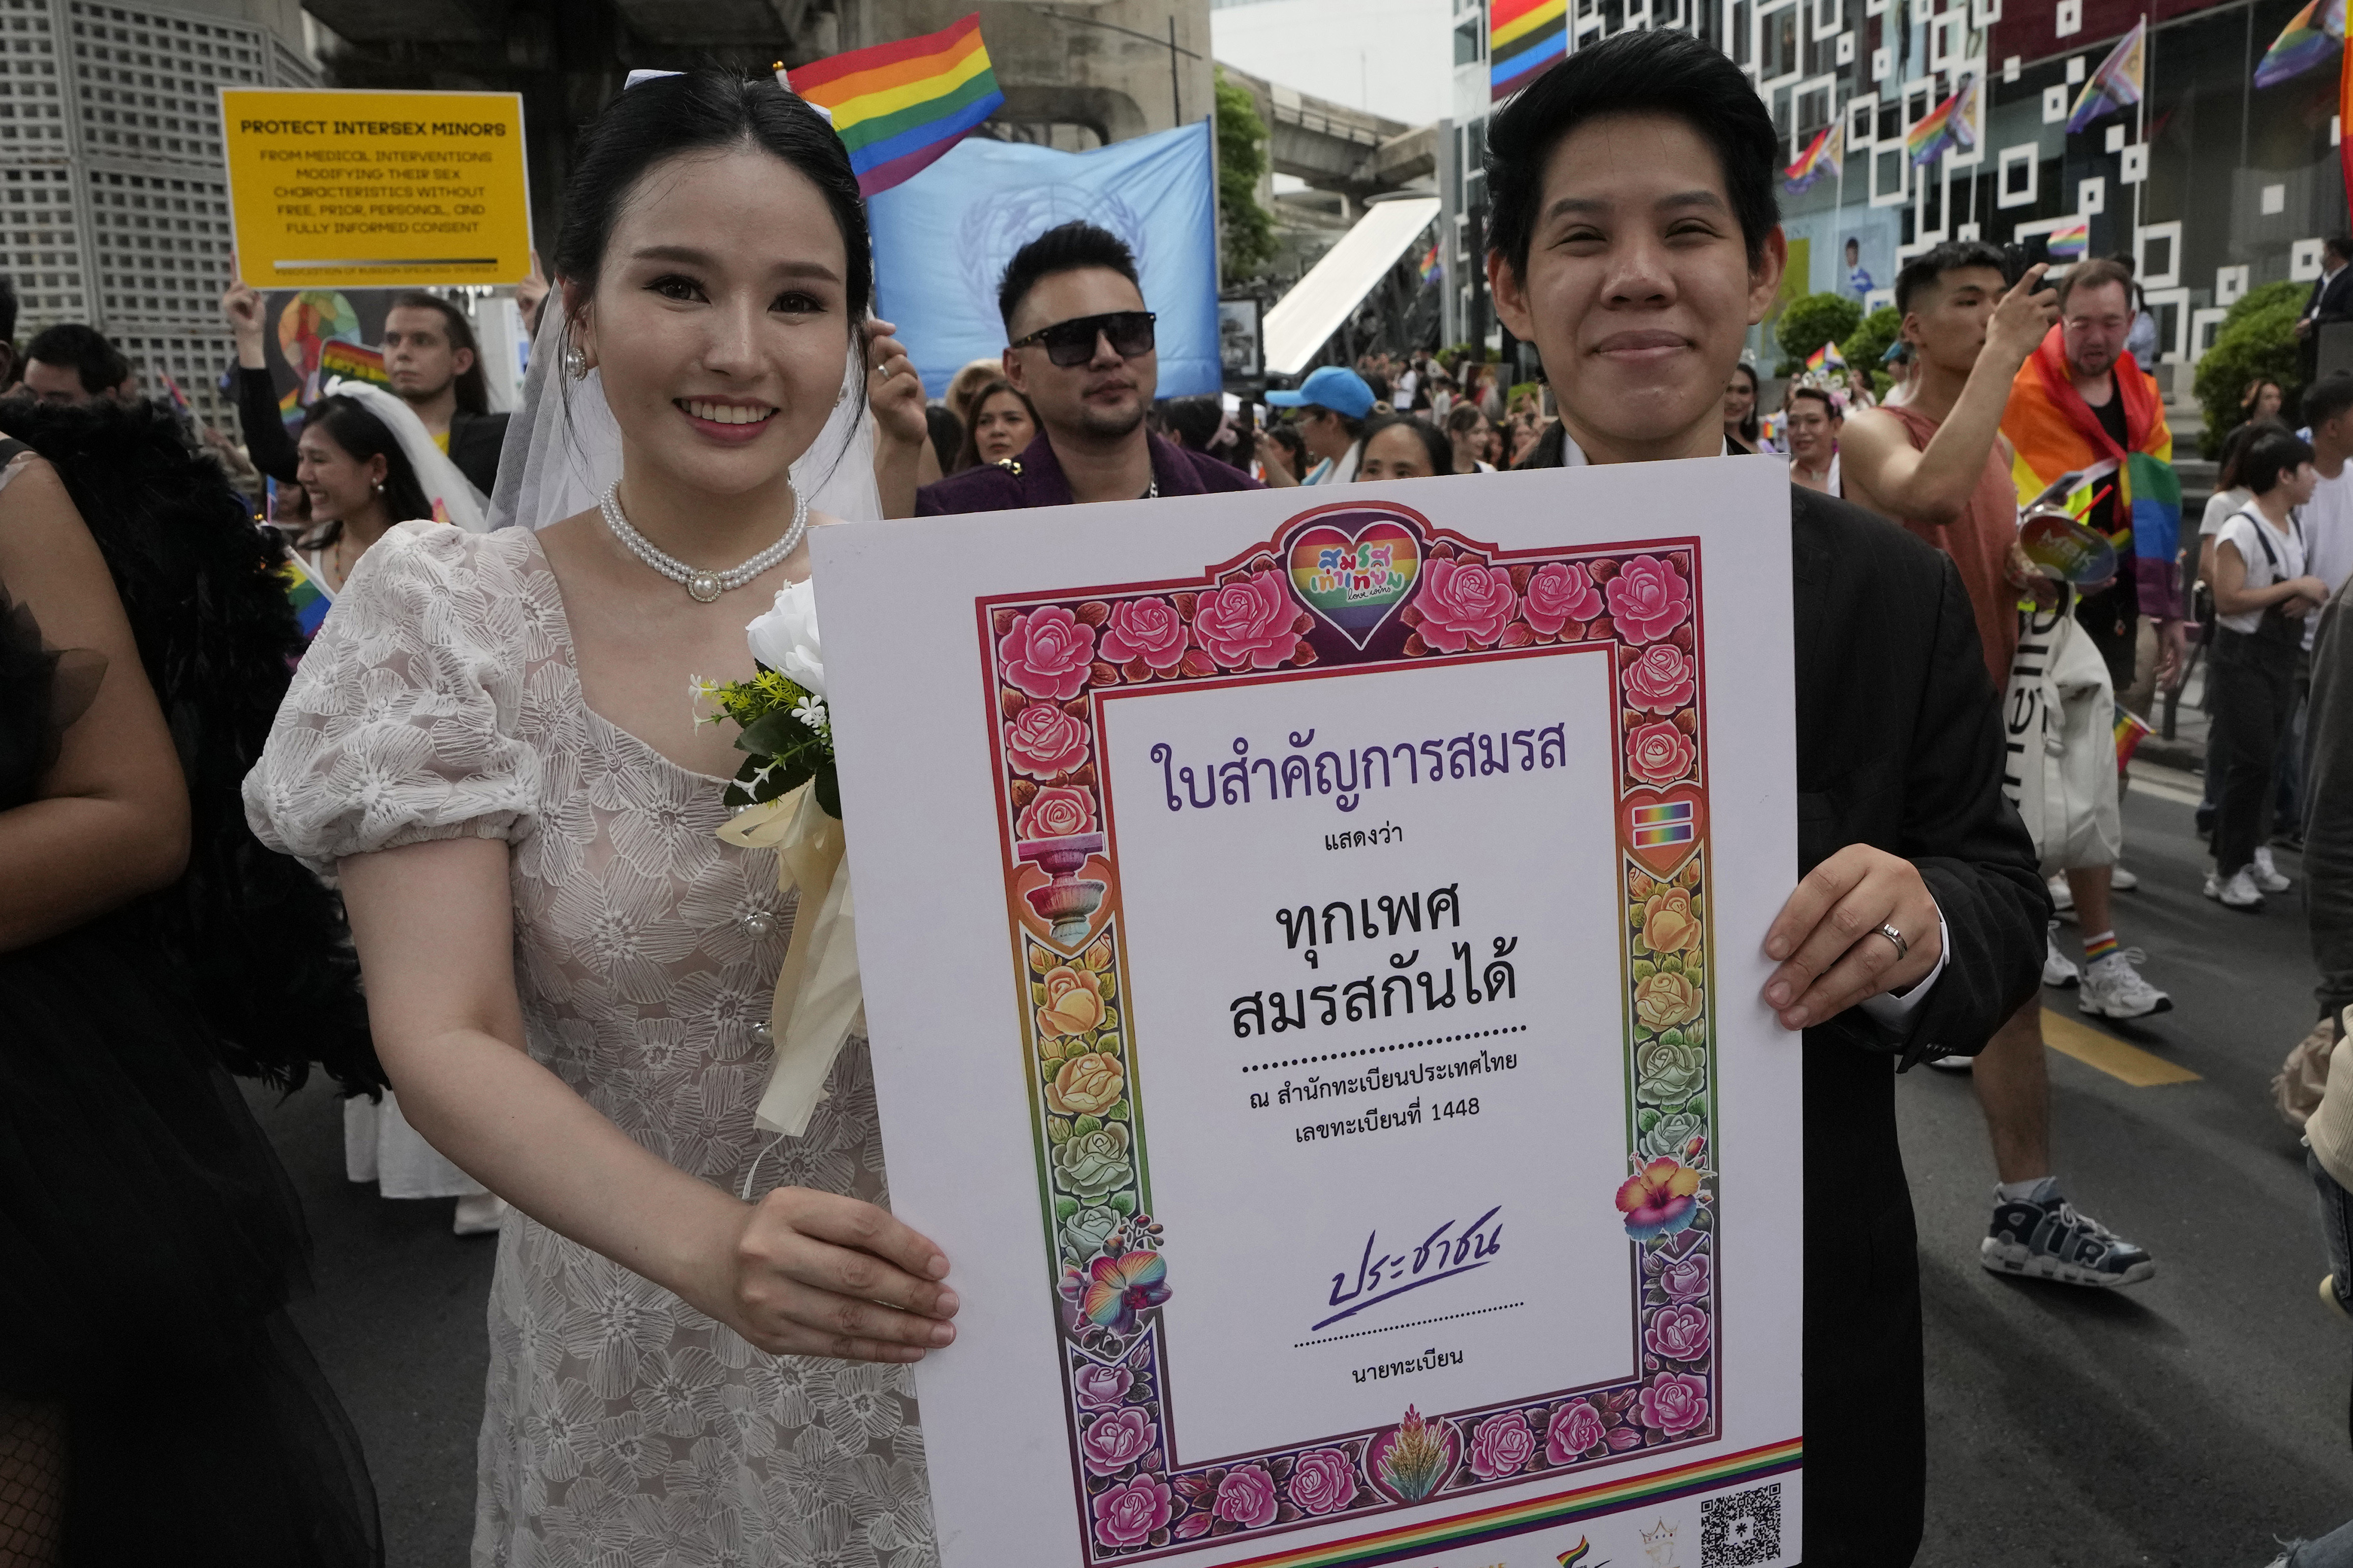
[299,394,433,549]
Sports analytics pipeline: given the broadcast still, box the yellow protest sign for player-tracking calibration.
[220,88,532,289]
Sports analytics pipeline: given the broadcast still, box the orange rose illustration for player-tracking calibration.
[1634,970,1702,1033]
[1038,965,1107,1038]
[1640,888,1700,956]
[1047,1051,1125,1116]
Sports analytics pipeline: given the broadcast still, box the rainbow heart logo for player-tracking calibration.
[1283,510,1423,649]
[1618,783,1707,875]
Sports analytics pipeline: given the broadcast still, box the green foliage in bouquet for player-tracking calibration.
[698,666,840,817]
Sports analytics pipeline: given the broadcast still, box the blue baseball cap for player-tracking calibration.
[1265,365,1375,421]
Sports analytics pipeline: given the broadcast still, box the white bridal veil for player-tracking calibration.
[486,296,882,532]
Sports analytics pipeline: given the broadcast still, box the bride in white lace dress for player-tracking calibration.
[244,71,949,1567]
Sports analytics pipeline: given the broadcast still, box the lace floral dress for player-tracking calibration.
[243,522,936,1567]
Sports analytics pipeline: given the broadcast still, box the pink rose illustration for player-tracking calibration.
[1016,785,1096,841]
[1544,1399,1607,1463]
[1092,1474,1174,1549]
[1645,1303,1712,1363]
[1074,1362,1133,1410]
[1655,1247,1711,1302]
[1098,595,1190,672]
[1000,605,1097,701]
[1080,1407,1156,1476]
[1192,572,1301,670]
[1212,1463,1279,1528]
[1521,560,1605,637]
[1286,1448,1355,1515]
[1622,643,1695,715]
[1412,558,1519,652]
[1626,720,1695,786]
[1006,701,1090,779]
[1636,1370,1711,1436]
[1605,555,1692,645]
[1466,1410,1535,1480]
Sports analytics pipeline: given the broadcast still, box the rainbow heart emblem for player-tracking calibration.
[1283,510,1423,648]
[1618,783,1707,874]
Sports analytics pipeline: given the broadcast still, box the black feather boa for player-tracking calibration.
[2,397,384,1096]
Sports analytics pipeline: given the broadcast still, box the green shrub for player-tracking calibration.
[1216,69,1277,284]
[1841,306,1902,384]
[2193,279,2304,458]
[1441,341,1499,364]
[1774,292,1863,374]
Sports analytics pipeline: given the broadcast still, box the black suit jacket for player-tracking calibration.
[2309,267,2353,328]
[1525,425,2047,1565]
[231,365,507,498]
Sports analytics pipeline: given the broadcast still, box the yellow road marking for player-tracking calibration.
[2041,1008,2201,1086]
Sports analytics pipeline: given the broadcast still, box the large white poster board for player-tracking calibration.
[814,457,1805,1567]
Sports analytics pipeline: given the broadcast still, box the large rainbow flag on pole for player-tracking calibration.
[787,13,1004,197]
[2066,18,2146,132]
[1491,0,1567,101]
[2255,0,2343,88]
[1785,120,1844,191]
[1906,74,1978,166]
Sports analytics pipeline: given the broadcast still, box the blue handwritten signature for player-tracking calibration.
[1313,1205,1503,1333]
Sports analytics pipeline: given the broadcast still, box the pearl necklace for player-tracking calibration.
[599,481,808,603]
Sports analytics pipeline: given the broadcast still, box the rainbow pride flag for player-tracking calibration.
[2067,19,2145,131]
[1785,120,1844,192]
[278,552,333,640]
[1806,340,1847,374]
[2114,703,2154,771]
[788,13,1004,197]
[2256,0,2344,88]
[1491,0,1567,101]
[2047,217,2090,260]
[318,338,388,387]
[1907,73,1978,166]
[1416,240,1442,284]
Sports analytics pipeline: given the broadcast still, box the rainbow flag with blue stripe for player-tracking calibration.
[788,14,1003,197]
[2047,217,2090,260]
[1491,0,1567,101]
[278,552,332,640]
[1906,74,1978,167]
[1631,799,1695,851]
[2256,0,2345,88]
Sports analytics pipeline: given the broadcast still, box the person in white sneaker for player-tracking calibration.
[2208,427,2331,911]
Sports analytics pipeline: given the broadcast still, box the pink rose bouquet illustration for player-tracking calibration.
[1001,604,1098,700]
[1192,571,1307,670]
[1605,554,1692,644]
[1520,560,1605,638]
[1410,558,1519,652]
[1097,594,1191,674]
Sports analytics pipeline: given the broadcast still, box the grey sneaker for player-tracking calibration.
[1982,1186,2156,1288]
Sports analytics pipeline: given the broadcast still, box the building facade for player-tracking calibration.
[1,0,320,425]
[1438,0,2346,383]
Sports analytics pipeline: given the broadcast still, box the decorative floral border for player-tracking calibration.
[977,503,1717,1561]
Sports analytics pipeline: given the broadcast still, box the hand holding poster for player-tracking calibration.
[813,458,1806,1565]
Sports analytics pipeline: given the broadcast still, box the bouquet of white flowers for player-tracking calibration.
[697,578,839,817]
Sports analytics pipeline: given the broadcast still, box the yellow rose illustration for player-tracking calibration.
[1037,965,1106,1038]
[1047,1051,1125,1116]
[1640,887,1700,956]
[1634,970,1702,1034]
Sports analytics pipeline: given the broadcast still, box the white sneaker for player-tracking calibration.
[2205,866,2267,911]
[2253,845,2293,894]
[2079,950,2172,1019]
[2043,923,2081,988]
[1925,1052,1974,1072]
[2048,873,2073,913]
[453,1193,509,1236]
[2111,865,2139,891]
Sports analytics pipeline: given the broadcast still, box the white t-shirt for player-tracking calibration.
[2214,507,2309,637]
[1303,442,1361,486]
[2303,462,2353,595]
[2199,485,2251,538]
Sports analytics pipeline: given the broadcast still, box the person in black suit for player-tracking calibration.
[222,284,512,500]
[2299,236,2353,387]
[1483,30,2046,1565]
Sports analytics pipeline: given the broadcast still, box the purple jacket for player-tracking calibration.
[916,429,1262,514]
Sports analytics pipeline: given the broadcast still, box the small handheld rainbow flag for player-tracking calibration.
[1806,340,1848,374]
[1491,0,1567,101]
[1416,240,1442,285]
[1785,120,1844,192]
[2256,0,2344,88]
[278,552,333,640]
[2047,217,2090,261]
[2067,19,2146,132]
[787,14,1004,197]
[1907,73,1978,167]
[2113,703,2154,772]
[317,339,388,387]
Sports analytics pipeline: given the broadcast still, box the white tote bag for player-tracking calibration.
[2002,590,2124,876]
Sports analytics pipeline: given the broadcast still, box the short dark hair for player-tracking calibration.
[2240,425,2315,496]
[2326,235,2353,264]
[998,222,1141,332]
[1361,413,1453,475]
[25,323,129,395]
[1785,384,1839,419]
[2057,257,2134,314]
[2305,369,2353,428]
[388,291,490,417]
[2216,417,2281,493]
[1894,240,2007,316]
[1487,28,1777,283]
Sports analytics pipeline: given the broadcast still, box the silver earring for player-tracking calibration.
[565,343,587,379]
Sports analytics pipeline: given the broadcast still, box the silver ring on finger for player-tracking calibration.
[1874,922,1908,962]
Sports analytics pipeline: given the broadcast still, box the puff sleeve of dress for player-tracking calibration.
[244,521,540,874]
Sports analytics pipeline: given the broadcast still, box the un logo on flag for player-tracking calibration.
[957,183,1150,316]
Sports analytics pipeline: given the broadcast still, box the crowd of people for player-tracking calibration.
[1,22,2350,1568]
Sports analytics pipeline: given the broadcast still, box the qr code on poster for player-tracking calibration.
[1699,1482,1783,1566]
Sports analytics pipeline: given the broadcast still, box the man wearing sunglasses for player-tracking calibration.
[918,221,1261,513]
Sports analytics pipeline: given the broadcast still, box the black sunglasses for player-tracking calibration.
[1009,310,1156,367]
